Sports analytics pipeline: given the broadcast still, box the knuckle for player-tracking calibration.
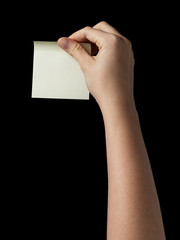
[108,34,120,45]
[98,21,108,27]
[106,33,133,51]
[124,38,132,48]
[83,26,91,31]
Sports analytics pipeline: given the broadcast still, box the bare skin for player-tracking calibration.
[58,21,166,240]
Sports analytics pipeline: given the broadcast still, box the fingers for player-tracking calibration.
[57,21,131,71]
[69,26,109,49]
[57,37,92,70]
[94,21,133,50]
[69,22,129,50]
[93,21,122,37]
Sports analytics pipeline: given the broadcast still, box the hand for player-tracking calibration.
[57,21,135,112]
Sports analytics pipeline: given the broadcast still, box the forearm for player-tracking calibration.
[101,100,165,240]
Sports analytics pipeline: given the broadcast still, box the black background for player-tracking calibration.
[6,1,177,239]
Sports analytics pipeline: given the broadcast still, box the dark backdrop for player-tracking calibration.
[7,1,176,239]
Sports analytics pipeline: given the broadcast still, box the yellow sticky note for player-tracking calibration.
[32,41,90,100]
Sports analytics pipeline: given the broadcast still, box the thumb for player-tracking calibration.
[57,37,92,70]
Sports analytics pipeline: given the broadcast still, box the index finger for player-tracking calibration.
[69,26,109,49]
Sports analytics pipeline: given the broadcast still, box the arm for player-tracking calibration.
[102,101,165,240]
[58,21,166,240]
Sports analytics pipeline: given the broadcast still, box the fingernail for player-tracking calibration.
[58,38,69,49]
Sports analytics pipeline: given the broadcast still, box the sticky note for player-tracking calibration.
[32,41,90,100]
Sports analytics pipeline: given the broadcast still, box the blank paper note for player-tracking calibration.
[32,41,90,100]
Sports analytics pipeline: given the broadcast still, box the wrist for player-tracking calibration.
[101,98,140,143]
[98,95,137,122]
